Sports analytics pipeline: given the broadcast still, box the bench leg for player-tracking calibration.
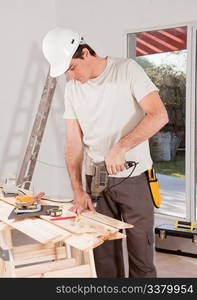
[0,224,15,277]
[84,249,97,278]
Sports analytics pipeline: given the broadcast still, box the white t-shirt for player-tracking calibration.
[63,57,159,177]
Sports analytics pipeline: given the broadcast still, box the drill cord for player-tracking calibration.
[105,162,138,192]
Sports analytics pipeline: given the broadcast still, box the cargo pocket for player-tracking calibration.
[128,229,155,271]
[146,232,154,267]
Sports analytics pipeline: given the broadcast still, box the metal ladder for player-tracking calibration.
[16,72,57,189]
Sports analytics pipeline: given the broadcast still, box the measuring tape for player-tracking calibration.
[46,207,62,217]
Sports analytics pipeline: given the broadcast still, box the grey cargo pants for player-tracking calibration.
[86,172,157,278]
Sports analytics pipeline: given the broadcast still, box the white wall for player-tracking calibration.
[0,0,73,198]
[56,0,197,57]
[0,0,197,199]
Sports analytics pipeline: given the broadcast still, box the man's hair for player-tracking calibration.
[72,44,96,59]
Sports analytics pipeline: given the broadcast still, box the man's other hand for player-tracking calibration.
[69,191,95,214]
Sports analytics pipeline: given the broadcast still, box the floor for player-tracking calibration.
[155,251,197,278]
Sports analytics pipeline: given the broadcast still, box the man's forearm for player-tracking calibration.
[118,111,168,153]
[65,142,84,195]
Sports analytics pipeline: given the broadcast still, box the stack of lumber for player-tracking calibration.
[0,188,133,277]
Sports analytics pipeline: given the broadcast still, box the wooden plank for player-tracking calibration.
[0,189,133,230]
[66,234,104,251]
[0,203,71,244]
[0,261,4,277]
[72,248,82,265]
[42,213,118,235]
[1,226,13,249]
[0,190,129,251]
[0,190,128,278]
[107,232,127,240]
[81,211,134,229]
[43,264,91,278]
[40,208,124,251]
[79,215,118,234]
[0,222,10,232]
[16,258,76,277]
[13,243,50,254]
[0,190,15,206]
[65,244,72,259]
[14,246,66,266]
[0,223,13,277]
[0,189,133,231]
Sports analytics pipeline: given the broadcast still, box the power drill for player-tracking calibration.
[90,161,137,203]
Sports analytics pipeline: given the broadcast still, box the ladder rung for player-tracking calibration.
[16,72,57,186]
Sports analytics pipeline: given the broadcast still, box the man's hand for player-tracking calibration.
[69,190,95,214]
[105,144,126,175]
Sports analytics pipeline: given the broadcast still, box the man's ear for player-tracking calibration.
[82,48,90,59]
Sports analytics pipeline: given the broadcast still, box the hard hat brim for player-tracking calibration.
[49,55,73,77]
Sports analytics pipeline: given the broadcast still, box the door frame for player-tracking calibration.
[124,22,197,222]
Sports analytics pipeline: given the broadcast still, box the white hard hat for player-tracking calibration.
[42,27,82,77]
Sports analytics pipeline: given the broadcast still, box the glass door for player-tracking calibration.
[127,26,187,218]
[192,27,197,222]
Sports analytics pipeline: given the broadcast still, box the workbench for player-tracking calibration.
[0,188,133,278]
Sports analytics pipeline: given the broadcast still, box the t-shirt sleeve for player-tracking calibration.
[62,86,77,119]
[130,59,159,102]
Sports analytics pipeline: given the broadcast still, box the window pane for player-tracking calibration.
[128,26,187,218]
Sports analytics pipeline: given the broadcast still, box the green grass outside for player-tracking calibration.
[154,152,185,178]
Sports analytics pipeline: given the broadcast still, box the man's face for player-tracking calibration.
[65,55,92,84]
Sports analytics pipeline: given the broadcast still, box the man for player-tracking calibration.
[42,27,169,278]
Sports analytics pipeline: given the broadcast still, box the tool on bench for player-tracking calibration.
[14,192,45,214]
[46,207,62,217]
[90,161,137,203]
[15,195,41,214]
[2,175,19,196]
